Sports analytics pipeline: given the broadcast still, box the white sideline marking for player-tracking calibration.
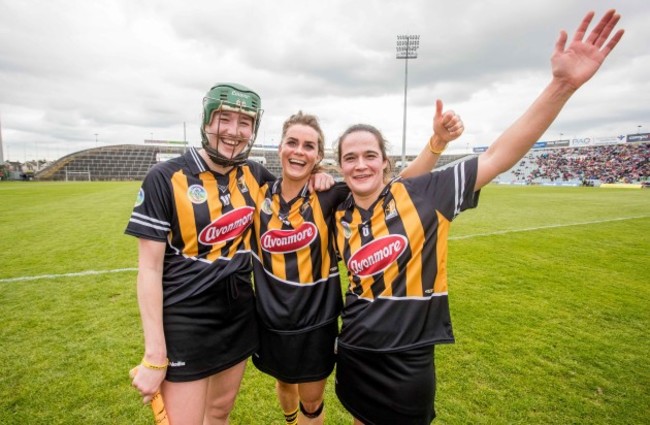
[1,215,647,283]
[449,215,648,240]
[0,268,138,283]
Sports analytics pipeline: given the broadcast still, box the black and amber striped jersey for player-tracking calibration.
[334,157,480,352]
[251,181,349,332]
[125,147,275,307]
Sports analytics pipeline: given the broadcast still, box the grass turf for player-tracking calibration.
[0,182,648,424]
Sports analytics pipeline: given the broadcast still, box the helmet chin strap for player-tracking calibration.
[201,129,254,167]
[200,105,259,168]
[202,138,252,167]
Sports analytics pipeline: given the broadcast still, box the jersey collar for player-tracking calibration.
[187,146,209,175]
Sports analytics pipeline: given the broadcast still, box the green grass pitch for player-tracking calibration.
[0,181,648,424]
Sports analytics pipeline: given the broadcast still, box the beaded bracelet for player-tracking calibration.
[428,135,447,155]
[141,357,169,370]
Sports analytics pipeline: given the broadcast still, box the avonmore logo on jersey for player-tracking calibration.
[198,206,254,245]
[347,234,408,277]
[261,222,318,253]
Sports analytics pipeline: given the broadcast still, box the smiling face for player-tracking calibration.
[339,130,389,208]
[204,110,254,160]
[279,124,322,184]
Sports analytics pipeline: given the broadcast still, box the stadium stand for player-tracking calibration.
[34,140,649,186]
[35,144,467,181]
[495,142,649,186]
[36,144,186,181]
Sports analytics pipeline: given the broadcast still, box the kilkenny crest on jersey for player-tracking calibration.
[340,220,352,239]
[198,206,254,245]
[261,222,318,253]
[347,234,408,277]
[384,199,398,220]
[237,175,249,193]
[261,198,273,215]
[300,201,311,214]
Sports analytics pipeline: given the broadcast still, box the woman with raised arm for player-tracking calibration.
[332,10,623,424]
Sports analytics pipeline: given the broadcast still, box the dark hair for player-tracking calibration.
[334,123,393,179]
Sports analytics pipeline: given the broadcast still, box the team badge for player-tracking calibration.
[187,185,208,204]
[134,188,145,207]
[341,220,352,239]
[237,176,249,193]
[384,199,398,220]
[262,198,273,215]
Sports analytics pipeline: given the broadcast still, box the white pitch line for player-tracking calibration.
[0,268,138,283]
[1,215,647,284]
[449,215,648,240]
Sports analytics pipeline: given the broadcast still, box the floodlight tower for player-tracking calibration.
[396,34,420,169]
[0,113,4,164]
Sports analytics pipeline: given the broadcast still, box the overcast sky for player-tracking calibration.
[1,0,648,162]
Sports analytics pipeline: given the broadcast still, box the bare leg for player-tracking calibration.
[203,359,248,425]
[297,379,327,425]
[161,378,209,425]
[277,380,299,423]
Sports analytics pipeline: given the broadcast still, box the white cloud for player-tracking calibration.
[0,0,646,161]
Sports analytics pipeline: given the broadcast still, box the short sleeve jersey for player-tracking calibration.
[251,181,349,332]
[334,157,480,352]
[125,147,275,307]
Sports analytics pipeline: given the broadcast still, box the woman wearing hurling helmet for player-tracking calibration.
[126,83,333,424]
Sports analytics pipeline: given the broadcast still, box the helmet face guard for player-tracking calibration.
[200,83,263,167]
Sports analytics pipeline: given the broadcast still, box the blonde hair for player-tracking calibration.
[281,111,325,159]
[280,111,327,173]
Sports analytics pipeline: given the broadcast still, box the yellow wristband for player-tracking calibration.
[428,135,447,155]
[141,358,169,370]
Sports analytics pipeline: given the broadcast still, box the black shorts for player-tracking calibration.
[162,275,259,382]
[252,320,338,384]
[335,345,436,425]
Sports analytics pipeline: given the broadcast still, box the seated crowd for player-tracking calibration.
[505,142,649,185]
